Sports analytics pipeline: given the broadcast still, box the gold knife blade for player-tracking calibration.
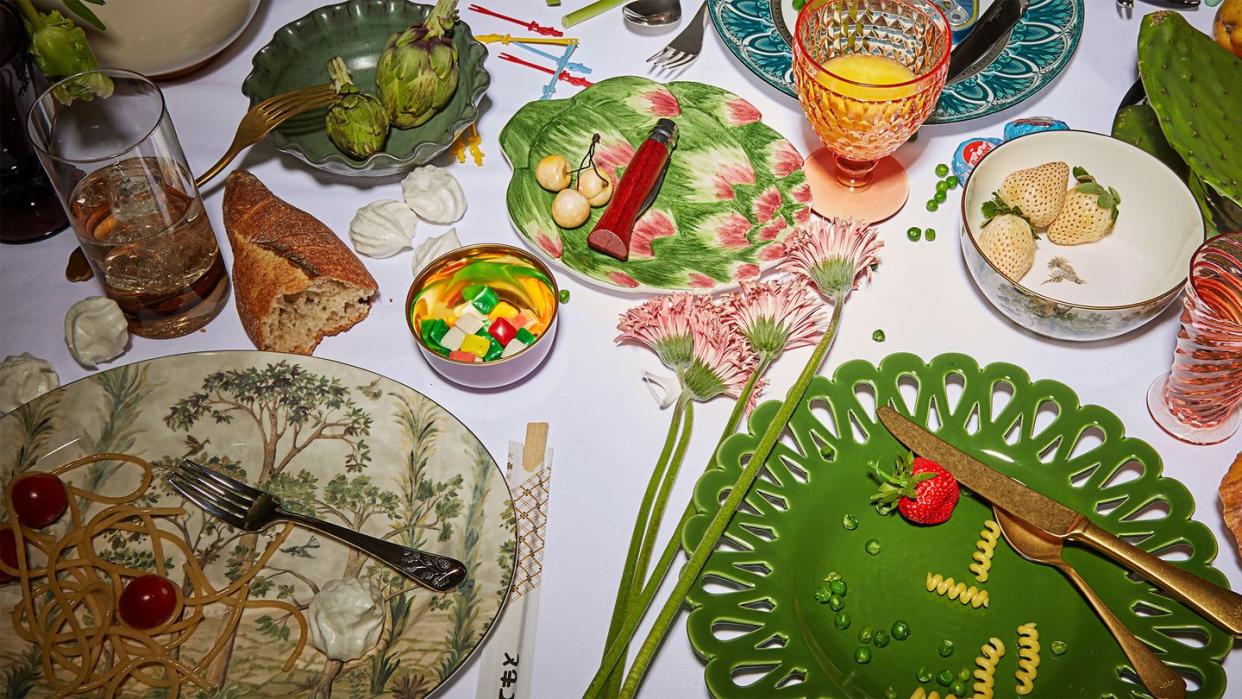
[877,406,1081,535]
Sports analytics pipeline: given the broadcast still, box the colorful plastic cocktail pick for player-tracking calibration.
[474,33,578,47]
[542,43,578,100]
[468,5,564,36]
[497,53,593,88]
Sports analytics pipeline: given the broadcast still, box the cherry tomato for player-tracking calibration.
[119,574,178,629]
[11,472,68,529]
[0,528,17,584]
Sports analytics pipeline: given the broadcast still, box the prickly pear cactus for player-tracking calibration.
[1138,11,1242,206]
[1112,104,1188,180]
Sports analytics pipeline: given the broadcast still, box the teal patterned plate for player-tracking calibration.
[710,0,1084,124]
[500,76,810,292]
[0,351,514,697]
[684,353,1230,698]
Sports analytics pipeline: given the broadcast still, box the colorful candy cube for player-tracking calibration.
[511,312,534,329]
[527,321,547,337]
[484,337,504,361]
[488,301,519,321]
[440,326,467,352]
[454,301,485,321]
[460,333,490,357]
[421,318,450,342]
[449,350,476,363]
[501,338,528,358]
[488,318,516,346]
[468,286,499,315]
[455,313,484,335]
[515,327,537,345]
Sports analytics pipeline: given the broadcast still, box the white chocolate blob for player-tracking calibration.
[401,165,467,224]
[64,297,129,367]
[308,578,384,662]
[349,199,417,258]
[411,227,462,275]
[0,353,59,413]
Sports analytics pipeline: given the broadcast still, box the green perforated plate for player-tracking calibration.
[684,353,1231,698]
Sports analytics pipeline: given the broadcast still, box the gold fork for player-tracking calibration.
[66,83,339,282]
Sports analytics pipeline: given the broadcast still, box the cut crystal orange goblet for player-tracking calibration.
[795,0,951,223]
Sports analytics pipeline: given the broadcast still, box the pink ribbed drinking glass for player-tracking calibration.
[1147,233,1242,445]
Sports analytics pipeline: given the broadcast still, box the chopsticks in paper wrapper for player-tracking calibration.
[475,423,553,699]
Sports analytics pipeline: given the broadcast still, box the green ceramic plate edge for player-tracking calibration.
[241,0,490,177]
[683,352,1231,698]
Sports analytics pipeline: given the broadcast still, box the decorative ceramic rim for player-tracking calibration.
[405,243,561,366]
[0,348,519,695]
[240,0,490,172]
[710,0,1085,124]
[960,129,1205,311]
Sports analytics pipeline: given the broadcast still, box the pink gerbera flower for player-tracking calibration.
[681,314,758,403]
[616,293,713,371]
[722,277,825,362]
[781,216,882,300]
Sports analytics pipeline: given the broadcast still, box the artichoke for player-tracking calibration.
[325,57,390,160]
[375,0,460,129]
[17,2,112,105]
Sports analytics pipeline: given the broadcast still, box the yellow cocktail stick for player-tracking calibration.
[474,33,579,46]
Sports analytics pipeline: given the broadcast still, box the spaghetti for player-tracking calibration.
[1,453,308,697]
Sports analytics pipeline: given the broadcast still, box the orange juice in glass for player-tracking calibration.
[795,0,950,223]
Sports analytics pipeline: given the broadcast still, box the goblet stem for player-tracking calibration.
[833,155,879,190]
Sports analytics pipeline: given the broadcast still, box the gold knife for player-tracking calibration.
[877,406,1242,638]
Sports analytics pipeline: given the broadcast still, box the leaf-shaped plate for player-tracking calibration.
[684,353,1231,698]
[500,76,810,293]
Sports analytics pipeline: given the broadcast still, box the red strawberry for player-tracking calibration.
[871,452,960,525]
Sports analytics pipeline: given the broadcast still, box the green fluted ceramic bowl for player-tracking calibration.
[241,0,490,177]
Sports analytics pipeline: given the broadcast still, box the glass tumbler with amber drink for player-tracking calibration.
[794,0,950,223]
[27,69,227,338]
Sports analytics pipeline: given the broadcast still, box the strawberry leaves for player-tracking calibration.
[869,451,934,515]
[1071,166,1121,221]
[982,193,1023,224]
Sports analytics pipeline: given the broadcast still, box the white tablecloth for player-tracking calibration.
[1,1,1237,696]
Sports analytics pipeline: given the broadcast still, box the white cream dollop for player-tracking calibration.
[349,199,418,258]
[0,353,59,413]
[64,297,128,367]
[401,165,466,224]
[411,227,461,275]
[308,578,384,662]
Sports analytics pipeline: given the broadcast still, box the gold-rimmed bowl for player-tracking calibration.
[960,130,1205,342]
[406,244,560,389]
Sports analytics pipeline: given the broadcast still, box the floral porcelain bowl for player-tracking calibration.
[960,130,1204,341]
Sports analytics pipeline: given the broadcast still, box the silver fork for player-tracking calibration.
[647,0,710,70]
[169,460,467,592]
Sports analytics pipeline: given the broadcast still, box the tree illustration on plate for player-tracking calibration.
[164,361,373,690]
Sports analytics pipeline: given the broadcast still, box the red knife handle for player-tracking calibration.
[588,119,677,261]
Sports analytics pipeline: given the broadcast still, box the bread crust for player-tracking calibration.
[222,170,377,353]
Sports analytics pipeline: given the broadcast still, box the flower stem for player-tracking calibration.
[16,0,43,28]
[597,394,686,690]
[616,300,845,698]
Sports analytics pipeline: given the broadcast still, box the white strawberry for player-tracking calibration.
[978,214,1036,282]
[1047,167,1121,245]
[986,161,1070,229]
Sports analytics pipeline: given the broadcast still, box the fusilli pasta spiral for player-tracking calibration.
[970,519,1001,582]
[925,572,990,608]
[1015,622,1041,695]
[972,637,1006,699]
[909,689,957,699]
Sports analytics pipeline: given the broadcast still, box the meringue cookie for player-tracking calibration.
[349,199,417,258]
[401,165,466,224]
[64,297,129,367]
[0,353,59,413]
[308,578,384,662]
[411,227,461,275]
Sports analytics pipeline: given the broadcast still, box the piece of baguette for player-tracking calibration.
[223,170,377,354]
[1220,452,1242,556]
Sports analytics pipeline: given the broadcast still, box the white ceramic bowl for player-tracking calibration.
[960,130,1204,341]
[35,0,259,79]
[407,244,559,389]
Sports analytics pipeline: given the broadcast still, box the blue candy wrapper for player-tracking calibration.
[952,137,1003,183]
[1003,117,1069,142]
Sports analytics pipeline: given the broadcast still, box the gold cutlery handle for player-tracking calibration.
[195,141,243,189]
[1058,563,1186,699]
[1074,521,1242,637]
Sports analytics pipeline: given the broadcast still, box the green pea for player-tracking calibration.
[829,595,845,611]
[947,175,960,189]
[824,571,842,582]
[858,627,874,644]
[865,539,881,555]
[834,612,851,629]
[936,180,949,193]
[951,680,968,696]
[872,329,886,343]
[934,190,947,203]
[926,200,939,212]
[854,646,872,664]
[842,514,859,530]
[873,630,890,647]
[906,227,922,241]
[938,639,955,657]
[829,579,847,597]
[1051,640,1068,655]
[916,667,934,683]
[891,620,910,640]
[957,667,972,682]
[925,228,937,242]
[936,669,954,686]
[813,584,833,603]
[558,289,570,303]
[935,163,950,177]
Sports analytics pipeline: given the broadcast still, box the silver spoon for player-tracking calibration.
[623,0,682,26]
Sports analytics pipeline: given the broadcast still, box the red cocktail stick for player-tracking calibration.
[468,5,564,36]
[497,53,593,87]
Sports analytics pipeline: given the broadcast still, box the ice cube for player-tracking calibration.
[107,163,168,239]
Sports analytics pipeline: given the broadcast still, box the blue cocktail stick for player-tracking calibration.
[512,41,592,74]
[541,43,577,101]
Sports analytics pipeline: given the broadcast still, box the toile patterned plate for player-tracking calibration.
[500,76,811,293]
[710,0,1084,124]
[0,351,514,698]
[683,353,1231,698]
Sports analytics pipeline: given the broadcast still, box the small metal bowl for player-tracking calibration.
[406,243,560,389]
